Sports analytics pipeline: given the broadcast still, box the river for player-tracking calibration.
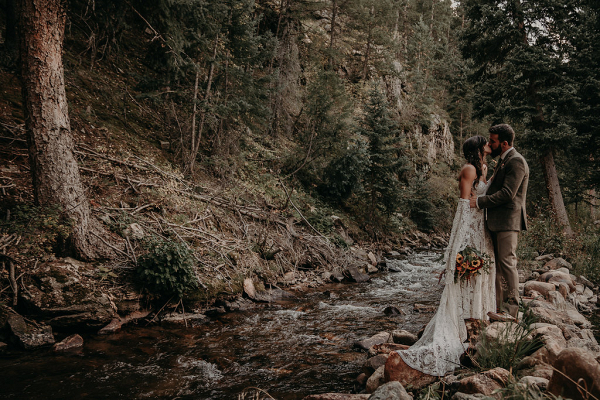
[0,251,451,399]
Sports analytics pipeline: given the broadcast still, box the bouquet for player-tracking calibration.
[454,246,490,283]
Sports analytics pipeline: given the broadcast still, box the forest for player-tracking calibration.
[0,0,600,397]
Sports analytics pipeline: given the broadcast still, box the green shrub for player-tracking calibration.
[475,304,543,371]
[6,204,73,256]
[136,238,198,298]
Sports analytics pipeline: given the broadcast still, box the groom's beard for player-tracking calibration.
[490,147,502,157]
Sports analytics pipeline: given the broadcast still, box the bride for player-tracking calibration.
[398,135,496,377]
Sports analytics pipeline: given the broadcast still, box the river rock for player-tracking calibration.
[0,342,7,353]
[483,322,523,344]
[368,343,409,357]
[20,258,116,330]
[357,373,369,386]
[524,281,556,298]
[539,271,575,292]
[345,266,371,283]
[355,332,390,351]
[302,394,370,400]
[368,381,411,400]
[548,347,600,400]
[368,252,378,266]
[457,368,509,399]
[519,376,549,391]
[383,351,437,390]
[53,334,84,351]
[578,276,594,289]
[544,257,572,270]
[7,313,55,349]
[366,365,386,393]
[392,330,418,346]
[364,354,390,375]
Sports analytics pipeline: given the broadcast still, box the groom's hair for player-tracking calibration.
[489,124,515,145]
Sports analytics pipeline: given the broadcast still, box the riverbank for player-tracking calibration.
[307,254,600,400]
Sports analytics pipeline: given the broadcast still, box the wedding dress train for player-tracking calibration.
[398,181,496,376]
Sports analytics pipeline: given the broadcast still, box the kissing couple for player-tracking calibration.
[397,123,530,377]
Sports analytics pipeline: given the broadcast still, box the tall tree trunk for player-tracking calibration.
[540,148,573,237]
[17,0,118,260]
[329,0,338,67]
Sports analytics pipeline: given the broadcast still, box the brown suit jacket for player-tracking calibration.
[478,149,529,232]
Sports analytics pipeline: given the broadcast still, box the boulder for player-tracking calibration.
[457,368,510,399]
[7,313,55,349]
[383,351,437,390]
[523,281,556,298]
[368,381,411,400]
[366,365,386,394]
[363,354,390,375]
[20,259,116,330]
[548,348,600,400]
[345,266,371,283]
[302,394,370,400]
[355,332,391,351]
[543,257,572,270]
[53,334,84,352]
[538,271,575,292]
[519,376,549,391]
[483,322,523,344]
[392,330,418,346]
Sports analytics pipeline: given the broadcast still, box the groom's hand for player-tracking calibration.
[469,195,478,208]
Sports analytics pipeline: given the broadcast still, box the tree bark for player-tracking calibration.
[17,0,118,260]
[540,148,573,237]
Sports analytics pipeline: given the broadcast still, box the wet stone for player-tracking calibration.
[53,334,84,352]
[369,381,411,400]
[354,331,390,351]
[391,329,418,346]
[7,313,55,350]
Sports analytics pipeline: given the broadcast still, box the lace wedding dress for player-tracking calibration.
[398,180,496,376]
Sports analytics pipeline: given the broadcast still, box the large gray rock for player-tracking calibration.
[364,354,390,375]
[366,365,386,394]
[392,330,418,346]
[519,376,549,391]
[345,266,371,283]
[457,368,509,399]
[7,313,55,349]
[368,381,411,400]
[20,258,116,330]
[548,347,600,400]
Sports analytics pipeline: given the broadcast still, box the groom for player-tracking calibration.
[470,124,529,318]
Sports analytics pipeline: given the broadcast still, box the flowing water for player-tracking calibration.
[2,252,447,399]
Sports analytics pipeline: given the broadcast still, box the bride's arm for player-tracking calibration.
[459,164,477,199]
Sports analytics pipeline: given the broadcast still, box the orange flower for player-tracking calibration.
[471,259,481,268]
[456,254,464,263]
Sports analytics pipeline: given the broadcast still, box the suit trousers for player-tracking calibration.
[491,231,520,313]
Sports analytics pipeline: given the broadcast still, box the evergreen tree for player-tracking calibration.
[461,0,579,235]
[359,84,407,231]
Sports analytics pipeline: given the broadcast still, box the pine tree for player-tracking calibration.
[461,0,578,235]
[359,84,407,231]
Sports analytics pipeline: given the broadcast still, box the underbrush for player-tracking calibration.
[518,209,600,283]
[474,304,543,371]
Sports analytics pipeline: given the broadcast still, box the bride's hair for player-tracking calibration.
[462,135,487,187]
